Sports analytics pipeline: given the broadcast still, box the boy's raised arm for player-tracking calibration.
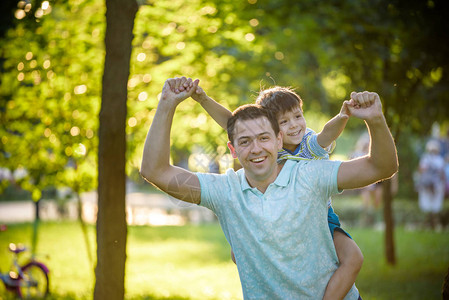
[140,77,202,204]
[316,105,350,150]
[191,86,232,130]
[317,95,374,150]
[317,97,374,149]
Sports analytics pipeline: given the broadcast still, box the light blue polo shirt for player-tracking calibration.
[197,159,359,300]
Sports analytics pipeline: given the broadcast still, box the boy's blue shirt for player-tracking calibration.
[277,128,336,161]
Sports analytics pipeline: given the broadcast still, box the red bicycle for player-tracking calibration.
[0,243,49,299]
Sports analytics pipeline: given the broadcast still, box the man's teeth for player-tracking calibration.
[251,158,264,162]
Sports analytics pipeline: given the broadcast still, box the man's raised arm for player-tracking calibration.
[337,92,398,190]
[140,77,202,204]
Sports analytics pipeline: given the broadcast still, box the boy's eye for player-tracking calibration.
[295,114,302,119]
[279,120,287,125]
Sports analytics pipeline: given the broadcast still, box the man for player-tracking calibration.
[140,77,398,299]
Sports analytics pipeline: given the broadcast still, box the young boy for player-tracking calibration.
[176,81,368,299]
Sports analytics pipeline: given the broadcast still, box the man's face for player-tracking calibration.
[277,106,307,152]
[228,116,283,183]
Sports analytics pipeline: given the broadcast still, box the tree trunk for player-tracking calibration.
[381,116,401,266]
[382,178,396,265]
[31,199,40,256]
[443,266,449,299]
[94,0,137,299]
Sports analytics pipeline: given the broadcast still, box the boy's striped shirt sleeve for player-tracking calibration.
[277,129,335,161]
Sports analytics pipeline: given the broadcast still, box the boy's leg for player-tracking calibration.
[323,230,364,300]
[231,249,236,264]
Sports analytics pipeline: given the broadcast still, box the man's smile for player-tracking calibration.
[250,156,267,163]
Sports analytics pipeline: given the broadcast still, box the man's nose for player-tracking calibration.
[250,140,262,153]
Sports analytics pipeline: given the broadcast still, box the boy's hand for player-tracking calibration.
[339,100,354,119]
[191,85,208,104]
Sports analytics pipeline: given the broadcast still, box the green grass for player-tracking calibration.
[348,226,449,299]
[0,221,448,299]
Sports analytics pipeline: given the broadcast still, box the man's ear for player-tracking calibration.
[227,141,238,159]
[277,131,283,150]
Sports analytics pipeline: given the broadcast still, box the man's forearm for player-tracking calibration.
[317,114,348,149]
[140,101,175,182]
[366,115,398,178]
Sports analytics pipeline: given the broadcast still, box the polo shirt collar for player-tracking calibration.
[239,160,295,191]
[273,160,294,187]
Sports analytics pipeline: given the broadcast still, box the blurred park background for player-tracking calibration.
[1,0,449,299]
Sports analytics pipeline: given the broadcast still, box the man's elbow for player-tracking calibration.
[381,160,399,180]
[139,167,152,184]
[140,162,157,184]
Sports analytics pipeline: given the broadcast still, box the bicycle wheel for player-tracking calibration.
[17,262,49,299]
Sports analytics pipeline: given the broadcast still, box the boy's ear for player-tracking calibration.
[227,141,238,159]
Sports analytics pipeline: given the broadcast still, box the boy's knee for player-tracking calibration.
[342,243,364,273]
[350,246,364,271]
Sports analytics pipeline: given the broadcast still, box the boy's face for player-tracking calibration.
[277,106,307,152]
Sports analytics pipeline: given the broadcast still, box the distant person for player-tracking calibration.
[439,129,449,160]
[140,77,398,299]
[439,129,449,197]
[445,155,449,197]
[191,84,366,299]
[417,139,446,229]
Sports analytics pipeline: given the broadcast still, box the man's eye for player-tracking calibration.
[279,120,287,125]
[260,136,269,141]
[239,140,249,146]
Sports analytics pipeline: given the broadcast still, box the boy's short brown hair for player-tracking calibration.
[255,86,303,116]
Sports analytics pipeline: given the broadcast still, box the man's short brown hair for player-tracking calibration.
[227,104,280,145]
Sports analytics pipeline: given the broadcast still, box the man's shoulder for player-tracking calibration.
[288,158,341,173]
[196,168,241,186]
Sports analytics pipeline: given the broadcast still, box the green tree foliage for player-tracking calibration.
[318,0,449,134]
[0,0,103,197]
[1,0,342,193]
